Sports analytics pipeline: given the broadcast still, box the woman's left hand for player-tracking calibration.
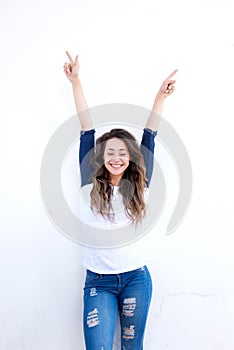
[158,69,178,98]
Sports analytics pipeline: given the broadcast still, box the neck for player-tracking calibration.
[110,175,122,186]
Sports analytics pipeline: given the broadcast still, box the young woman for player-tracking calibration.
[64,51,177,350]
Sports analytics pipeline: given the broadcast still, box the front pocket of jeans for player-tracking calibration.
[85,271,103,282]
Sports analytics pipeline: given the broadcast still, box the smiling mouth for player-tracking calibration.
[110,164,123,168]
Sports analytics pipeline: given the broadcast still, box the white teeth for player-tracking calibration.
[111,164,122,168]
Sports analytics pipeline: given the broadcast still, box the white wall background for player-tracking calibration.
[1,0,234,349]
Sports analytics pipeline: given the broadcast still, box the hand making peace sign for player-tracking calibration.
[63,51,80,83]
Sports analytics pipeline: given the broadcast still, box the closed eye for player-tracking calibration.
[106,153,127,156]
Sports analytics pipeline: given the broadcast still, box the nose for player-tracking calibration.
[111,154,121,162]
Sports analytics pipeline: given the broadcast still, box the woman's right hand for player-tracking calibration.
[63,51,80,83]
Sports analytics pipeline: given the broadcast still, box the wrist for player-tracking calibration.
[71,78,81,87]
[155,92,165,103]
[153,94,164,115]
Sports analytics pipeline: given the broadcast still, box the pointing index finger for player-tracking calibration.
[166,69,178,80]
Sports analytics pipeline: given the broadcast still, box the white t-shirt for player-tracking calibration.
[79,184,149,274]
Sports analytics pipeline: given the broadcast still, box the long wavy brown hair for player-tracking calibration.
[90,128,147,224]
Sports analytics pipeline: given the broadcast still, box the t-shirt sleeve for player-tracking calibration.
[79,129,96,187]
[140,128,158,187]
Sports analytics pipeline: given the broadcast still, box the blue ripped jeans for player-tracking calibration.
[83,266,152,350]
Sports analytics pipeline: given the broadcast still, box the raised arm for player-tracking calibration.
[145,69,178,131]
[63,51,93,131]
[141,69,178,186]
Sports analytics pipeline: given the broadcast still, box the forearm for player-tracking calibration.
[72,79,93,130]
[145,94,164,131]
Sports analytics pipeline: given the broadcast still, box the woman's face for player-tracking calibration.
[103,138,130,178]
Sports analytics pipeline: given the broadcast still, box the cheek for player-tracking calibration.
[123,160,130,168]
[103,157,110,164]
[103,158,112,169]
[125,156,130,164]
[103,154,110,163]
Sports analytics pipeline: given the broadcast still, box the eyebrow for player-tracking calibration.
[106,148,127,151]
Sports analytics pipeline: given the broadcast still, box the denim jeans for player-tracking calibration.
[83,265,153,350]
